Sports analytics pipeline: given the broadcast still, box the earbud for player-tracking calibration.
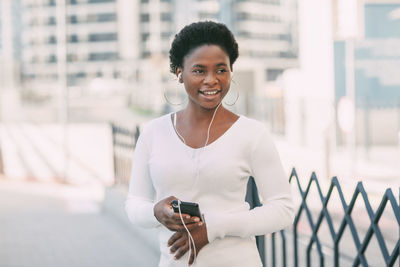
[178,73,182,82]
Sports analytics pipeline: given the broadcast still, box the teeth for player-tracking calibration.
[203,90,219,95]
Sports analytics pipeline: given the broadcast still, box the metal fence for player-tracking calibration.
[261,169,399,267]
[110,123,140,186]
[111,124,399,267]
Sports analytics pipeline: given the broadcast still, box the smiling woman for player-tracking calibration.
[125,21,295,267]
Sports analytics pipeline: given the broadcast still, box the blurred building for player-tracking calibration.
[134,0,299,127]
[19,0,135,98]
[333,0,400,145]
[0,0,21,89]
[0,0,22,122]
[7,0,298,124]
[136,0,298,63]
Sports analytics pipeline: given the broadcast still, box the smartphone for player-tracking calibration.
[170,200,203,222]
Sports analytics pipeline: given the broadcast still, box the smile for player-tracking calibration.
[200,89,221,95]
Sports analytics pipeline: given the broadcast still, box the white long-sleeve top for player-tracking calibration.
[125,113,295,267]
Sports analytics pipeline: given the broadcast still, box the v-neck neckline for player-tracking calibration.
[168,113,242,151]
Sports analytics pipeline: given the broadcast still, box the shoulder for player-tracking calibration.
[140,113,171,134]
[236,116,276,150]
[237,116,268,136]
[136,114,171,147]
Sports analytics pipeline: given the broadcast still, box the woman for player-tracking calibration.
[125,21,294,267]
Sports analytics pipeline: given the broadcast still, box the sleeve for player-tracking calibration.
[125,124,161,228]
[204,128,295,243]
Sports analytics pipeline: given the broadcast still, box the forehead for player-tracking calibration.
[183,44,230,68]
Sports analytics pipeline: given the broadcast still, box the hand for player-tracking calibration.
[154,196,202,232]
[168,221,209,265]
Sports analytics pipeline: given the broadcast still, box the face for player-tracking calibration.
[177,44,232,110]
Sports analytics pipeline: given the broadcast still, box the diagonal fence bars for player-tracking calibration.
[261,169,399,267]
[111,123,400,267]
[277,169,399,267]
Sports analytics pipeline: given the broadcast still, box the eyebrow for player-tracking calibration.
[191,63,228,68]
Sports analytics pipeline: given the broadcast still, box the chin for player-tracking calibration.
[200,102,222,110]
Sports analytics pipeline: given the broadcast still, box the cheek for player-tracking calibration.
[223,79,231,91]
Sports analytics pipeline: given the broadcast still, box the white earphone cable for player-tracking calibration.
[173,102,222,266]
[177,200,197,266]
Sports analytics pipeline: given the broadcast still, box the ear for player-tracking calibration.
[175,68,183,83]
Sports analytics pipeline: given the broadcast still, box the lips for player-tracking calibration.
[199,89,222,96]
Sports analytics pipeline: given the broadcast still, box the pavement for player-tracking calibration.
[0,177,160,267]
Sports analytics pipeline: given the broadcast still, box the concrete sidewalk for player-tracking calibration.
[0,178,159,267]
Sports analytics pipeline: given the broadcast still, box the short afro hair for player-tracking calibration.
[169,21,239,74]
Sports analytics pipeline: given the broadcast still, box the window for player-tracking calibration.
[140,14,150,22]
[279,51,296,58]
[48,36,57,44]
[161,13,171,22]
[279,34,290,41]
[76,72,86,78]
[141,33,150,41]
[97,13,117,22]
[48,55,57,63]
[89,52,118,61]
[69,15,78,24]
[88,0,115,3]
[141,51,151,58]
[47,17,56,25]
[236,12,280,22]
[88,33,117,42]
[161,32,171,40]
[69,34,78,43]
[266,69,283,81]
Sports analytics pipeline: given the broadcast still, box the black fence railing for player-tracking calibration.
[287,169,399,267]
[111,124,400,267]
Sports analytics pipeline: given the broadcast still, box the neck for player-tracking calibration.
[183,102,224,124]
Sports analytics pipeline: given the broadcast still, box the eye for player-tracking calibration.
[192,69,204,74]
[217,68,227,74]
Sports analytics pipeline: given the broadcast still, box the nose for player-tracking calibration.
[203,72,217,86]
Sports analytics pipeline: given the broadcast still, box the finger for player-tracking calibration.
[174,221,203,232]
[189,251,195,265]
[172,213,201,224]
[168,232,183,247]
[174,241,189,260]
[167,214,201,230]
[170,235,187,253]
[173,213,191,223]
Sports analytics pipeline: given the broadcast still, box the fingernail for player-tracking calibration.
[198,222,203,226]
[174,256,177,260]
[186,216,190,219]
[194,218,200,222]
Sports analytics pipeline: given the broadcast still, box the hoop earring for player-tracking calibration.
[224,79,239,106]
[163,75,185,105]
[163,89,184,105]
